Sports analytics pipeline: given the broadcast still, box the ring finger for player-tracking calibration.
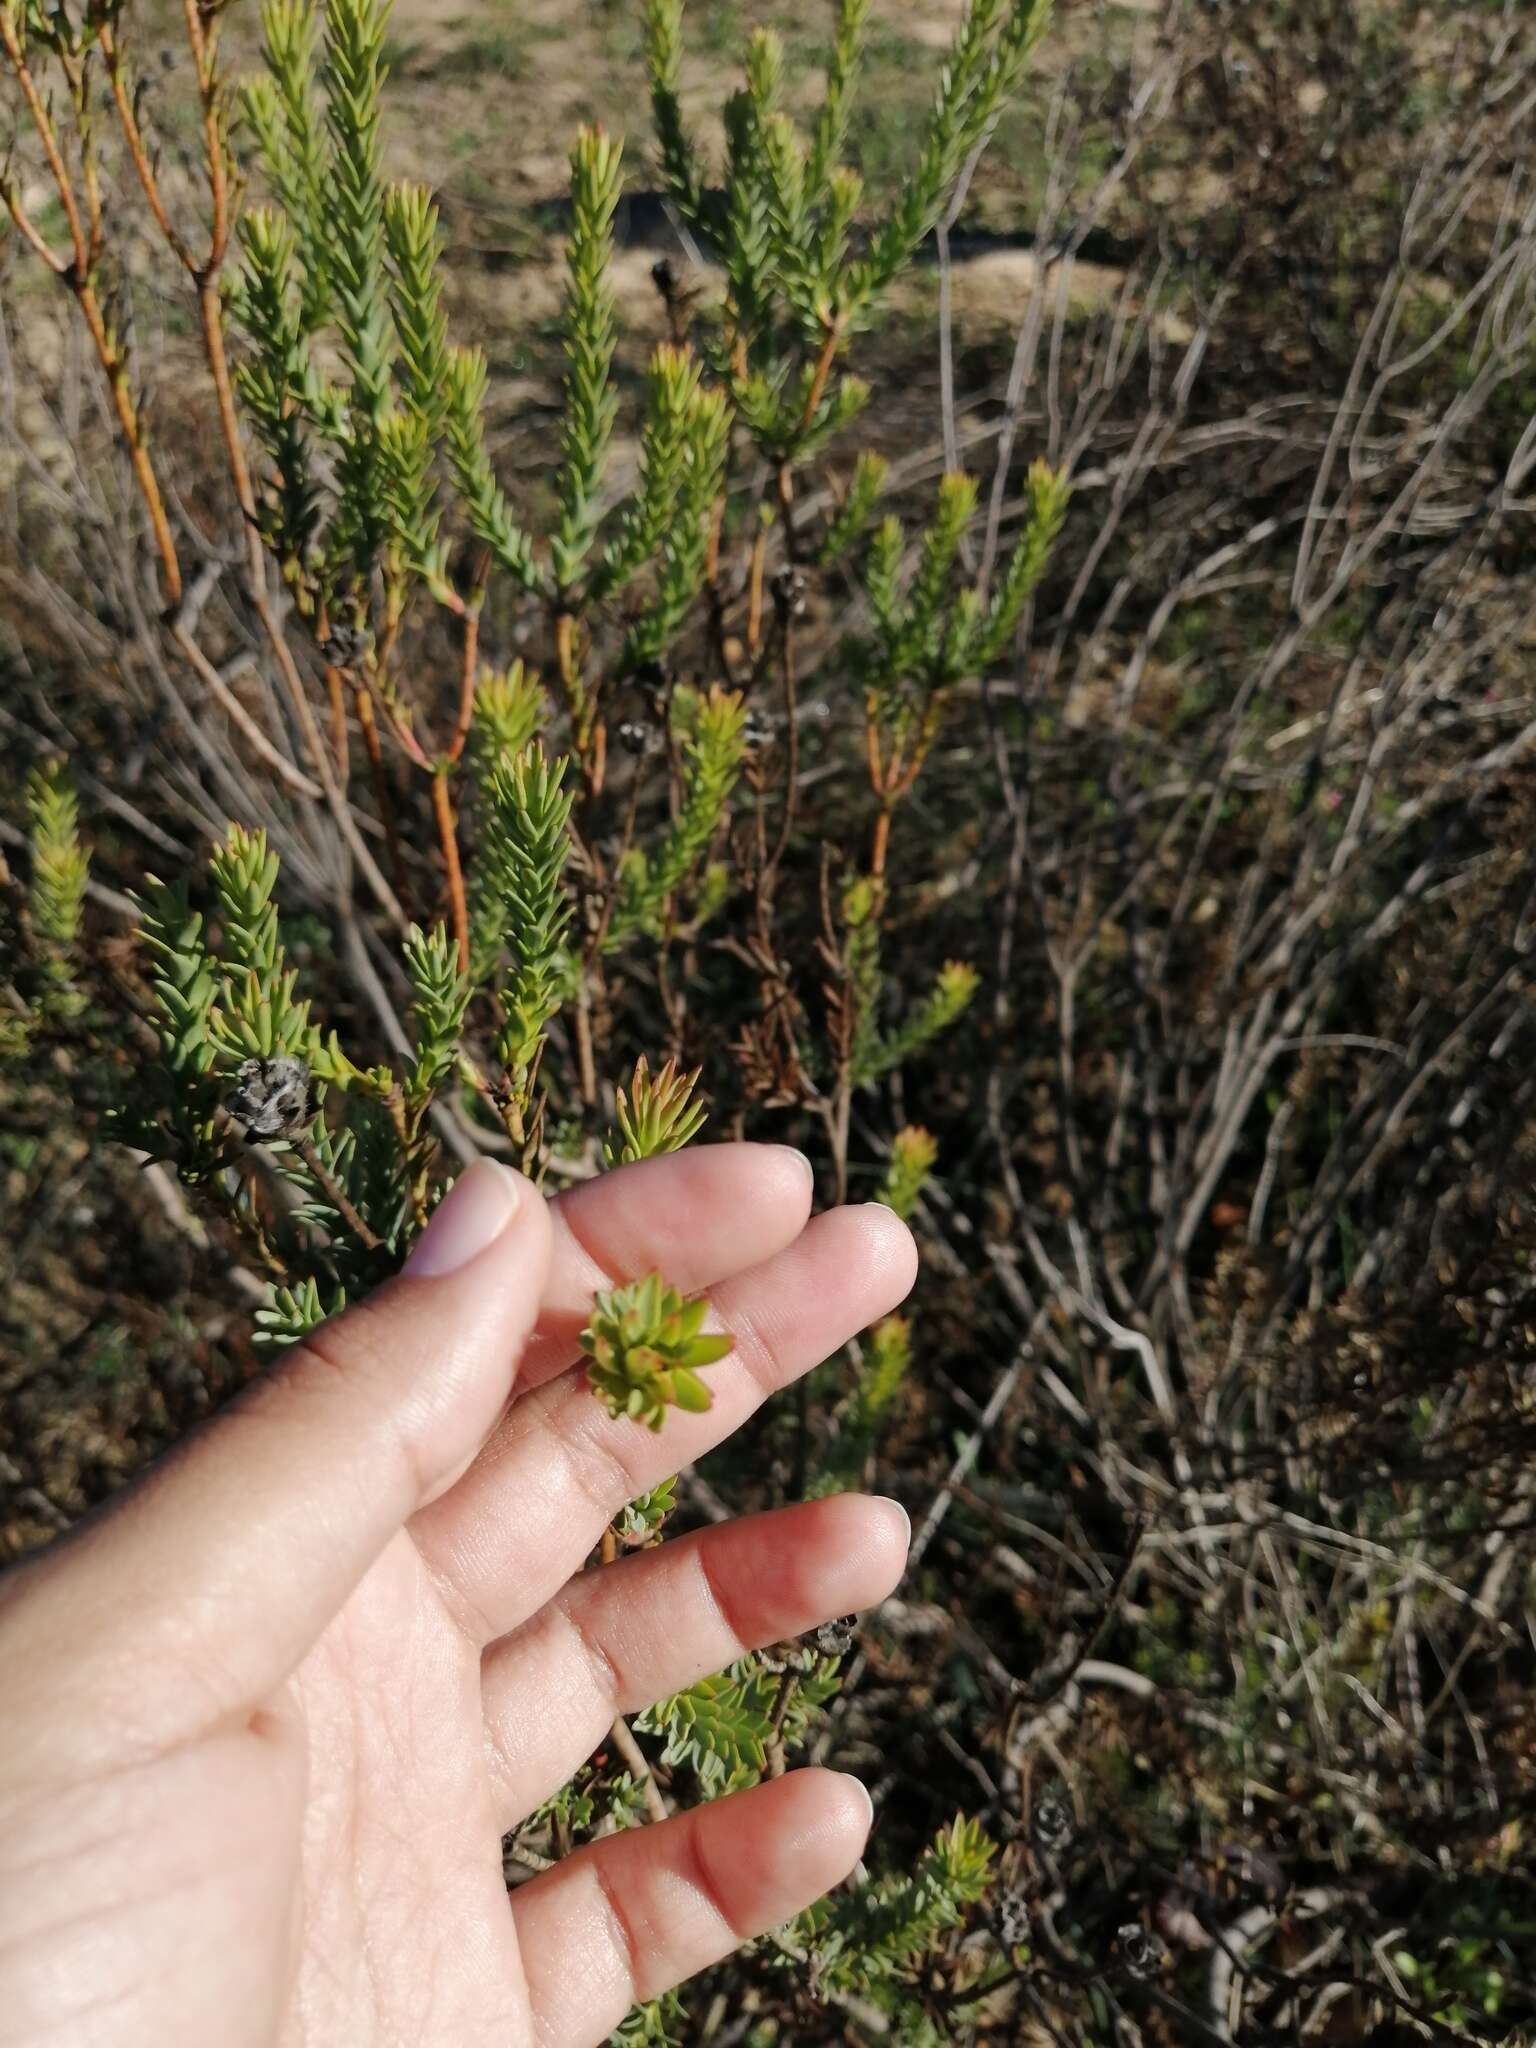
[481,1493,909,1827]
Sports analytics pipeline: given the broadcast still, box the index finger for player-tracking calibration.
[516,1143,816,1393]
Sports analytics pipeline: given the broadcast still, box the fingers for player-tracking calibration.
[4,1162,551,1746]
[511,1770,872,2045]
[413,1203,917,1643]
[482,1494,910,1826]
[520,1144,815,1395]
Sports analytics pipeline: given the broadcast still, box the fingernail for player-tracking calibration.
[405,1159,523,1278]
[779,1145,816,1192]
[841,1773,875,1831]
[876,1495,912,1548]
[864,1199,898,1216]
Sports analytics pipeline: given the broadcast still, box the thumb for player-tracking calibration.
[6,1161,551,1741]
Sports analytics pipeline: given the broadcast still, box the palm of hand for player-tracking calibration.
[0,1150,914,2048]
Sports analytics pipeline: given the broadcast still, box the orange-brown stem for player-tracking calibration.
[870,804,892,881]
[432,767,471,971]
[294,1132,383,1253]
[798,317,844,435]
[447,607,481,764]
[325,665,351,780]
[772,625,801,872]
[0,13,87,273]
[0,183,67,273]
[182,0,231,270]
[746,526,767,654]
[354,684,409,903]
[864,708,887,795]
[0,15,183,606]
[555,611,583,722]
[98,24,194,270]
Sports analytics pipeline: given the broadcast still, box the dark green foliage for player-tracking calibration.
[321,0,395,576]
[553,128,623,591]
[637,1654,843,1793]
[246,0,333,331]
[481,747,574,1092]
[790,1816,996,2006]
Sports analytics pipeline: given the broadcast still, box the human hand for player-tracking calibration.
[0,1149,916,2046]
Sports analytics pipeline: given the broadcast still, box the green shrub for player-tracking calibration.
[0,0,1063,2035]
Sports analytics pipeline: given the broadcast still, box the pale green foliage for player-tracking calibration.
[403,923,469,1109]
[879,960,981,1076]
[122,876,226,1165]
[530,1768,602,1839]
[25,761,87,955]
[237,0,554,600]
[381,180,452,583]
[813,1310,911,1497]
[442,344,542,590]
[254,1275,346,1351]
[467,665,549,981]
[321,0,394,575]
[641,0,701,220]
[857,1313,912,1436]
[121,836,442,1254]
[288,1113,399,1245]
[581,1271,734,1430]
[603,1055,707,1167]
[611,687,748,941]
[863,470,981,712]
[607,1990,685,2046]
[902,472,978,670]
[597,344,704,598]
[136,878,220,1086]
[853,460,1070,785]
[841,873,886,1086]
[233,207,324,565]
[644,0,1052,458]
[620,389,732,670]
[807,0,872,198]
[789,1814,996,2005]
[637,1654,842,1793]
[525,1757,650,1854]
[470,662,546,771]
[979,456,1073,663]
[877,1126,938,1219]
[245,0,332,330]
[119,779,581,1281]
[613,1475,677,1547]
[208,826,316,1064]
[821,449,888,567]
[553,128,623,591]
[841,881,979,1088]
[852,0,1054,302]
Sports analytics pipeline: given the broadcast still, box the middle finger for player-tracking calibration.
[412,1203,916,1642]
[480,1493,909,1827]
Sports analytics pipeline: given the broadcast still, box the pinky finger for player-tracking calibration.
[510,1769,872,2045]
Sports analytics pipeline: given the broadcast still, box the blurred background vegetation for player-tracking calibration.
[4,0,1536,2039]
